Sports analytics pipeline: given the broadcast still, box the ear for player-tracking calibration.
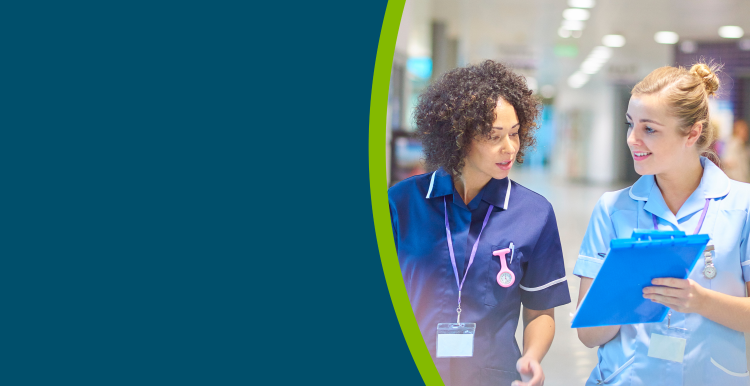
[685,122,703,147]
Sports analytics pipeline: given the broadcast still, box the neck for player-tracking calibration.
[454,167,492,205]
[655,156,704,215]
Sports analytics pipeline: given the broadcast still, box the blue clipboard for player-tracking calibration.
[571,230,709,328]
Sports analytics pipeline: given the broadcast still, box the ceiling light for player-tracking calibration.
[680,41,697,53]
[568,0,595,8]
[654,31,679,44]
[568,71,590,88]
[581,63,603,74]
[584,55,609,64]
[589,46,612,59]
[562,20,585,31]
[558,27,572,38]
[719,26,744,39]
[602,34,626,47]
[563,8,590,21]
[582,57,607,67]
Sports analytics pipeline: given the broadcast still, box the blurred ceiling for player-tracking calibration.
[423,0,750,88]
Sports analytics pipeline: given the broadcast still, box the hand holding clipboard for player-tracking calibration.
[572,230,709,328]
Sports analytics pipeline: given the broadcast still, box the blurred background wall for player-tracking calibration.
[387,0,750,187]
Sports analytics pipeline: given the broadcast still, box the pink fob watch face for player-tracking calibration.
[492,248,515,288]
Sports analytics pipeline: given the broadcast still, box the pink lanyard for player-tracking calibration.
[652,198,710,233]
[444,196,494,323]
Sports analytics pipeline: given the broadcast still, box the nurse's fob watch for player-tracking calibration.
[492,248,515,287]
[703,244,716,279]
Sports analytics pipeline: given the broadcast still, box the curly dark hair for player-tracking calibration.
[415,60,541,176]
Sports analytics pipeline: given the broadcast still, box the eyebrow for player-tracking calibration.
[625,114,664,126]
[492,123,520,130]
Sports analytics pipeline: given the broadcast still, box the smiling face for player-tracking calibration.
[462,98,520,181]
[626,93,701,176]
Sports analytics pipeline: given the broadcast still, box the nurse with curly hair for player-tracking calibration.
[388,60,571,386]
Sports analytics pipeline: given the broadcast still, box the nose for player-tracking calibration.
[500,135,517,154]
[626,128,640,148]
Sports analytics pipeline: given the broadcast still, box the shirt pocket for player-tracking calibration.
[484,243,522,307]
[705,357,750,385]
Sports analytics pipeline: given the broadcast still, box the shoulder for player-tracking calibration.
[388,171,434,204]
[509,180,552,211]
[596,187,638,215]
[723,180,750,210]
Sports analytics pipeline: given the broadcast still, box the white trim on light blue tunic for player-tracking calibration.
[574,157,750,386]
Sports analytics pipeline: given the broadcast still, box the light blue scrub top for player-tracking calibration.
[574,157,750,386]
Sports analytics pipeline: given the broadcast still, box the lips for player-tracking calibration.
[497,161,513,171]
[633,151,652,161]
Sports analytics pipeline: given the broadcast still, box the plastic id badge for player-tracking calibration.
[436,323,475,358]
[648,333,686,363]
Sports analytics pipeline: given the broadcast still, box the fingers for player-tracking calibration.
[644,293,684,311]
[651,278,688,288]
[645,294,679,307]
[516,357,531,375]
[528,360,544,386]
[643,286,682,297]
[513,358,544,386]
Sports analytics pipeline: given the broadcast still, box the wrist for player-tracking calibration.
[694,285,713,315]
[521,350,542,363]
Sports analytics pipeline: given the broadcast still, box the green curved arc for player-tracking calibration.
[368,1,444,385]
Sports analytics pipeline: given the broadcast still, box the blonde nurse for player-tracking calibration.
[574,63,750,385]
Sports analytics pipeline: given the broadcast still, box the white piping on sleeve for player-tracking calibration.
[503,180,511,209]
[520,276,567,292]
[741,260,750,267]
[426,171,436,198]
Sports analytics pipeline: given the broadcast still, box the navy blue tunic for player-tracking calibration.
[388,168,571,386]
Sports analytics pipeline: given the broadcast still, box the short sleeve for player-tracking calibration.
[573,196,616,279]
[741,208,750,282]
[520,204,571,310]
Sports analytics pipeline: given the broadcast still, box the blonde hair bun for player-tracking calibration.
[689,63,720,96]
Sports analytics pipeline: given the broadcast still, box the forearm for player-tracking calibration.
[522,308,555,362]
[577,325,620,348]
[575,276,619,347]
[698,288,750,332]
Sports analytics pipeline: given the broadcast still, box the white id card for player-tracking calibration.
[436,323,475,358]
[648,333,686,362]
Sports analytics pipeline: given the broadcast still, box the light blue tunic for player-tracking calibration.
[574,157,750,386]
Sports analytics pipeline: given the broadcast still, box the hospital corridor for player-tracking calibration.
[388,1,750,384]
